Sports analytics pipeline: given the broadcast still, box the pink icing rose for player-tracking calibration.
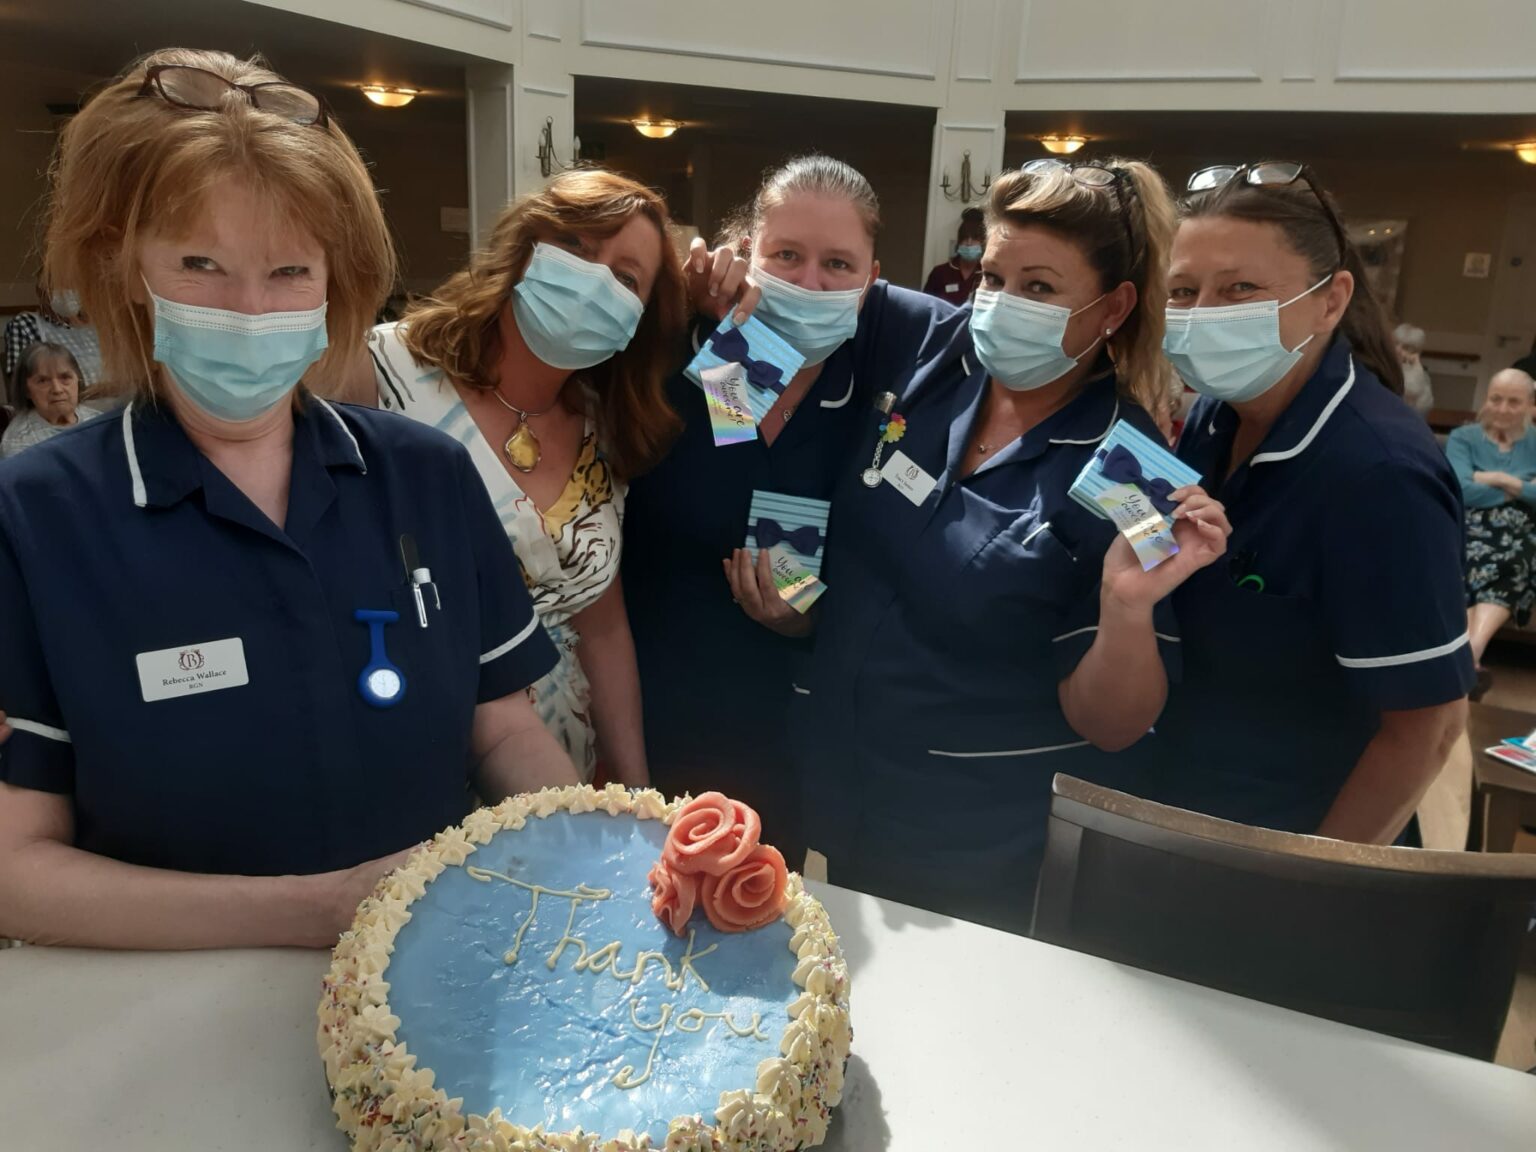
[699,843,788,933]
[648,860,700,938]
[662,792,762,876]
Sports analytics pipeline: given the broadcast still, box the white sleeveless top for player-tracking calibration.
[367,322,625,779]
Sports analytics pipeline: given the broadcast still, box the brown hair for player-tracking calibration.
[986,159,1176,414]
[1180,173,1404,394]
[716,154,882,256]
[401,169,686,480]
[42,48,397,402]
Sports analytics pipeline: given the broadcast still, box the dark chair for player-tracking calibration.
[1034,774,1536,1060]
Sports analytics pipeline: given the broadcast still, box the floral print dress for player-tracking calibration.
[369,323,623,779]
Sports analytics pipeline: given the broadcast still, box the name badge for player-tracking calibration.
[881,450,938,506]
[944,283,959,293]
[136,638,250,703]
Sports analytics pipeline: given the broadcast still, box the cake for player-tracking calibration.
[318,785,851,1151]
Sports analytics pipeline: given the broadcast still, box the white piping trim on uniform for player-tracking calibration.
[316,399,367,474]
[1336,631,1469,670]
[1051,623,1181,644]
[791,683,811,696]
[7,718,71,743]
[1052,625,1097,643]
[928,739,1090,759]
[479,614,542,665]
[1251,358,1355,466]
[122,403,147,509]
[1020,520,1052,548]
[962,354,974,377]
[1050,399,1120,445]
[819,373,855,409]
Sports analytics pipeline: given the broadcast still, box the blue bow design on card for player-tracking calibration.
[753,517,822,555]
[708,327,785,395]
[1097,444,1179,516]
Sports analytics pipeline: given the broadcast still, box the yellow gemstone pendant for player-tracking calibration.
[504,421,542,472]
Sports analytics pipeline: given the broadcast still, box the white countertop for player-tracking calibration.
[2,882,1532,1151]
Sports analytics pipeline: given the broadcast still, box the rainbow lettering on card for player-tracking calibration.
[700,364,757,447]
[765,545,826,614]
[1095,483,1181,571]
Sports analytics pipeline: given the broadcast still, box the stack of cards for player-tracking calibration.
[1068,420,1202,571]
[685,316,806,447]
[745,490,830,613]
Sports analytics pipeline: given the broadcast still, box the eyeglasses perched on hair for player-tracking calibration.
[1021,158,1139,271]
[1186,161,1347,267]
[137,64,330,128]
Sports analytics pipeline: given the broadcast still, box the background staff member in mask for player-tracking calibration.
[624,155,961,864]
[0,49,575,951]
[922,207,985,301]
[368,171,687,785]
[791,159,1229,932]
[1150,162,1472,842]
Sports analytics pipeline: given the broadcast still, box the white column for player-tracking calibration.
[922,0,1007,276]
[465,62,514,252]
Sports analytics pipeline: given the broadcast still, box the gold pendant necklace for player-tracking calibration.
[489,387,556,473]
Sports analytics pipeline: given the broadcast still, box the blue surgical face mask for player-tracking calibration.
[147,282,328,422]
[750,265,866,367]
[512,242,645,371]
[969,288,1106,392]
[956,243,983,262]
[1162,275,1332,403]
[50,289,81,319]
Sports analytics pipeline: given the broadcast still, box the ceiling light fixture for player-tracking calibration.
[1516,142,1536,165]
[361,85,419,108]
[1039,134,1087,155]
[632,118,683,139]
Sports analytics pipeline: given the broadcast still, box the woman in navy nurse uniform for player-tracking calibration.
[0,50,576,951]
[791,160,1231,933]
[1148,163,1472,841]
[623,156,962,865]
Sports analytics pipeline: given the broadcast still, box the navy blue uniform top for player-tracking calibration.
[1146,336,1475,831]
[623,282,962,847]
[793,317,1179,932]
[0,397,557,876]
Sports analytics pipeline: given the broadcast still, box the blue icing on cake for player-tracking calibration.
[386,811,797,1142]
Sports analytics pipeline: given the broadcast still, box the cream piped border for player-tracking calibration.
[317,783,851,1152]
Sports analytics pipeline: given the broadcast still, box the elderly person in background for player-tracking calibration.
[0,342,101,459]
[1446,368,1536,689]
[1395,322,1433,416]
[2,281,104,391]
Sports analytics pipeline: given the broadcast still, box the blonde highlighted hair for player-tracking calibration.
[401,169,686,481]
[43,48,396,401]
[984,159,1176,414]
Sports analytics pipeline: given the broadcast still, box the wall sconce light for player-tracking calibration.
[940,150,992,203]
[361,85,419,108]
[537,116,583,177]
[632,118,683,139]
[1516,142,1536,165]
[1039,135,1088,155]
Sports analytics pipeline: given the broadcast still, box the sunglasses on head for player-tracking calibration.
[1187,161,1348,267]
[138,64,330,128]
[1021,158,1139,272]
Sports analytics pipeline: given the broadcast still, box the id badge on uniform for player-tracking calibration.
[135,637,249,702]
[880,450,938,506]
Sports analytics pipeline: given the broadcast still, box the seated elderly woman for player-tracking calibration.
[0,49,578,952]
[0,342,101,459]
[1445,367,1536,686]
